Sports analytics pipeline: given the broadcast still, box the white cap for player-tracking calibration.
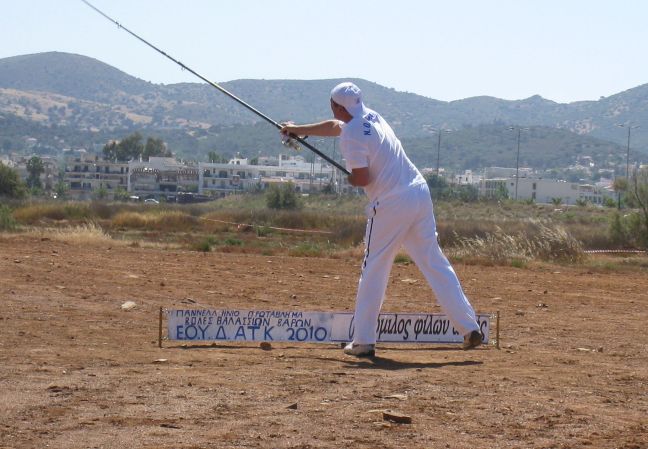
[330,82,365,117]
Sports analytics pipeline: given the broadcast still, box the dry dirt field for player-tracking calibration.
[1,234,647,449]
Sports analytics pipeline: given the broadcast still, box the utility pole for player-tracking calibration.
[616,123,640,209]
[508,126,528,201]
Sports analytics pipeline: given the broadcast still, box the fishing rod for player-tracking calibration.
[80,0,350,175]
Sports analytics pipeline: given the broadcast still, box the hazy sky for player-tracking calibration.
[2,0,647,103]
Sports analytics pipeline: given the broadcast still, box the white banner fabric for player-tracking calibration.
[166,309,490,344]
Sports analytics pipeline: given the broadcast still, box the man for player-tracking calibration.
[281,82,482,357]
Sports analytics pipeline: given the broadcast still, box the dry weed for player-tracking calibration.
[31,223,116,245]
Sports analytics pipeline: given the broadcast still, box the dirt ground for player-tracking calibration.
[1,234,647,449]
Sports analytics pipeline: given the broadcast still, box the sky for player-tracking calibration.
[2,0,648,104]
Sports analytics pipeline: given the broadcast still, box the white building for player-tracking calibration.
[199,154,343,196]
[128,157,198,198]
[453,170,481,185]
[480,176,615,205]
[484,166,534,179]
[63,153,128,199]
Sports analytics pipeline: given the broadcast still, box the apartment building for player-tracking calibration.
[63,152,128,199]
[480,176,615,205]
[128,157,198,198]
[199,154,342,196]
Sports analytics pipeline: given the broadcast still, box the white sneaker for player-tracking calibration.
[343,342,376,357]
[462,330,483,350]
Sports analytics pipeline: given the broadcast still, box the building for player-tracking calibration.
[199,154,343,196]
[128,157,198,198]
[453,170,481,185]
[63,152,128,199]
[480,176,615,205]
[483,166,534,179]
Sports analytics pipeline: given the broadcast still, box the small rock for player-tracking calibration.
[260,342,272,351]
[286,403,298,410]
[290,294,297,299]
[121,301,137,311]
[382,410,412,424]
[153,359,168,364]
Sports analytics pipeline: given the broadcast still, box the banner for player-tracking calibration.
[167,309,490,344]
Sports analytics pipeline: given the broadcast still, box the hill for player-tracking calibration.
[0,52,645,170]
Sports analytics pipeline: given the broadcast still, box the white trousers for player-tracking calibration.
[352,182,479,345]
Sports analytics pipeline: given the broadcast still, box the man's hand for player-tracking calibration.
[280,122,303,139]
[279,122,302,151]
[280,120,343,138]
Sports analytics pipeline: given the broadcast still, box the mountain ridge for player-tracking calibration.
[0,52,646,172]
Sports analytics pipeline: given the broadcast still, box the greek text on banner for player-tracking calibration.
[166,309,490,344]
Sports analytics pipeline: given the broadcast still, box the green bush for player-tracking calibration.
[224,238,243,246]
[0,162,26,199]
[0,204,17,231]
[266,183,302,210]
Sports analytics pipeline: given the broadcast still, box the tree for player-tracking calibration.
[113,187,130,202]
[458,185,479,202]
[26,156,44,189]
[94,186,108,200]
[143,137,171,161]
[54,181,68,199]
[425,173,449,200]
[103,133,145,161]
[612,177,628,208]
[102,141,119,161]
[626,168,648,247]
[494,183,509,201]
[0,163,26,198]
[207,151,224,163]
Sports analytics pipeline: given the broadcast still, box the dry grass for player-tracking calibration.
[447,221,584,265]
[111,211,198,231]
[13,202,92,223]
[30,223,116,245]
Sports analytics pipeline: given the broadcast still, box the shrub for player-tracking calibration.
[12,202,92,223]
[224,238,243,246]
[394,253,413,264]
[0,204,17,231]
[192,236,218,252]
[288,242,323,257]
[266,183,302,210]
